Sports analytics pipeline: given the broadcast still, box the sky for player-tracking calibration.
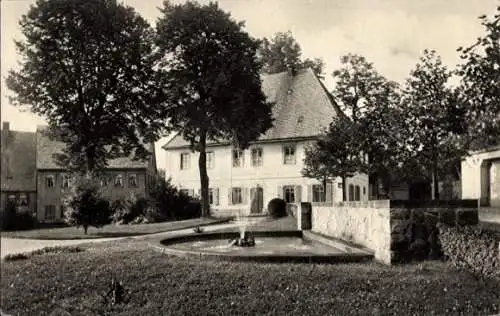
[1,0,498,169]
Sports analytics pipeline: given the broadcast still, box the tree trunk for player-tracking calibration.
[198,131,210,217]
[84,225,88,235]
[341,176,347,201]
[432,163,439,201]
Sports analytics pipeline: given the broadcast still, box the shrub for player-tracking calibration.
[63,179,112,234]
[0,201,36,231]
[148,176,192,220]
[267,198,287,218]
[4,246,84,262]
[438,223,500,280]
[111,195,156,224]
[177,199,202,220]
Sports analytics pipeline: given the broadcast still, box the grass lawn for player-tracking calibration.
[0,217,230,240]
[1,239,499,315]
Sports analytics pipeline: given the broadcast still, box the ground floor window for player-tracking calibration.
[231,187,243,204]
[283,186,295,203]
[44,205,56,221]
[312,184,326,202]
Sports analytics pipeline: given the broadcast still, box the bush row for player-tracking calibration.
[438,223,500,280]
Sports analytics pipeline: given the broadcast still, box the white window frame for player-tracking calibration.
[100,176,109,187]
[312,184,326,203]
[251,147,263,167]
[283,185,295,203]
[114,174,124,188]
[129,174,138,188]
[232,150,244,168]
[46,175,55,188]
[283,144,296,165]
[180,153,190,170]
[206,151,214,169]
[231,187,243,204]
[61,174,71,188]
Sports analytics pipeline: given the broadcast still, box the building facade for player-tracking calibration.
[0,122,37,216]
[163,68,369,217]
[461,145,500,207]
[0,122,157,223]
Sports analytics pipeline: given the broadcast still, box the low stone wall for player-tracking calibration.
[312,200,392,264]
[311,199,479,265]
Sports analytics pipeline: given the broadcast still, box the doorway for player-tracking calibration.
[250,186,264,214]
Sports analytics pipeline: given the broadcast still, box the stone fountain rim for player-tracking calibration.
[153,230,373,264]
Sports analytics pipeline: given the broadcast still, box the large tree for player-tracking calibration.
[402,49,467,200]
[259,31,325,78]
[6,0,162,177]
[302,118,366,201]
[457,5,500,149]
[155,1,274,217]
[331,54,408,198]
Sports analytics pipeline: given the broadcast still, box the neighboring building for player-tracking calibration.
[461,145,500,207]
[162,68,369,217]
[35,126,157,223]
[0,122,37,215]
[0,122,157,223]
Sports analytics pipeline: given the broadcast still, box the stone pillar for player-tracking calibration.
[297,203,302,230]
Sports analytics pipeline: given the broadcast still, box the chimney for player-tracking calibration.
[2,121,9,131]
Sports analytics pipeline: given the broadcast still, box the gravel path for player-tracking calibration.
[0,222,238,259]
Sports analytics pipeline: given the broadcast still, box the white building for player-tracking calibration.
[162,68,369,217]
[461,145,500,207]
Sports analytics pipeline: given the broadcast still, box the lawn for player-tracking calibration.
[1,239,499,315]
[0,217,230,240]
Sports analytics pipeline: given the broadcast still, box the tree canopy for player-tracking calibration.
[402,49,468,200]
[457,5,500,150]
[155,1,274,216]
[302,118,366,201]
[259,31,325,78]
[6,0,163,176]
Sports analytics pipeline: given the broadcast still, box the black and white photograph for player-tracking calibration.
[1,0,499,315]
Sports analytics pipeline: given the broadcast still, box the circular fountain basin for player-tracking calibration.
[156,231,373,263]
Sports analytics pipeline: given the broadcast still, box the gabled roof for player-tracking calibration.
[163,68,343,150]
[1,129,37,191]
[36,126,152,170]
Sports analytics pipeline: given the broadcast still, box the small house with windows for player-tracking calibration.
[0,122,37,216]
[162,68,369,217]
[33,126,157,223]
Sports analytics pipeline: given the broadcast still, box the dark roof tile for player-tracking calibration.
[163,68,343,149]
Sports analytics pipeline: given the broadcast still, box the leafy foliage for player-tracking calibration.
[402,50,468,199]
[456,6,500,150]
[63,179,112,233]
[259,31,325,78]
[302,118,365,201]
[438,224,500,280]
[331,54,409,197]
[147,175,191,220]
[155,1,273,216]
[0,200,36,231]
[6,0,162,175]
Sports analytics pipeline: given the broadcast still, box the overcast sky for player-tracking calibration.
[1,0,497,167]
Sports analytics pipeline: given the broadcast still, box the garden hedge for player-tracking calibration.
[438,223,500,280]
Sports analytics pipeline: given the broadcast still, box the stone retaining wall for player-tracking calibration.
[311,199,479,265]
[312,200,392,264]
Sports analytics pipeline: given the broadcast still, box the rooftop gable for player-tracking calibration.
[163,68,343,150]
[36,126,153,170]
